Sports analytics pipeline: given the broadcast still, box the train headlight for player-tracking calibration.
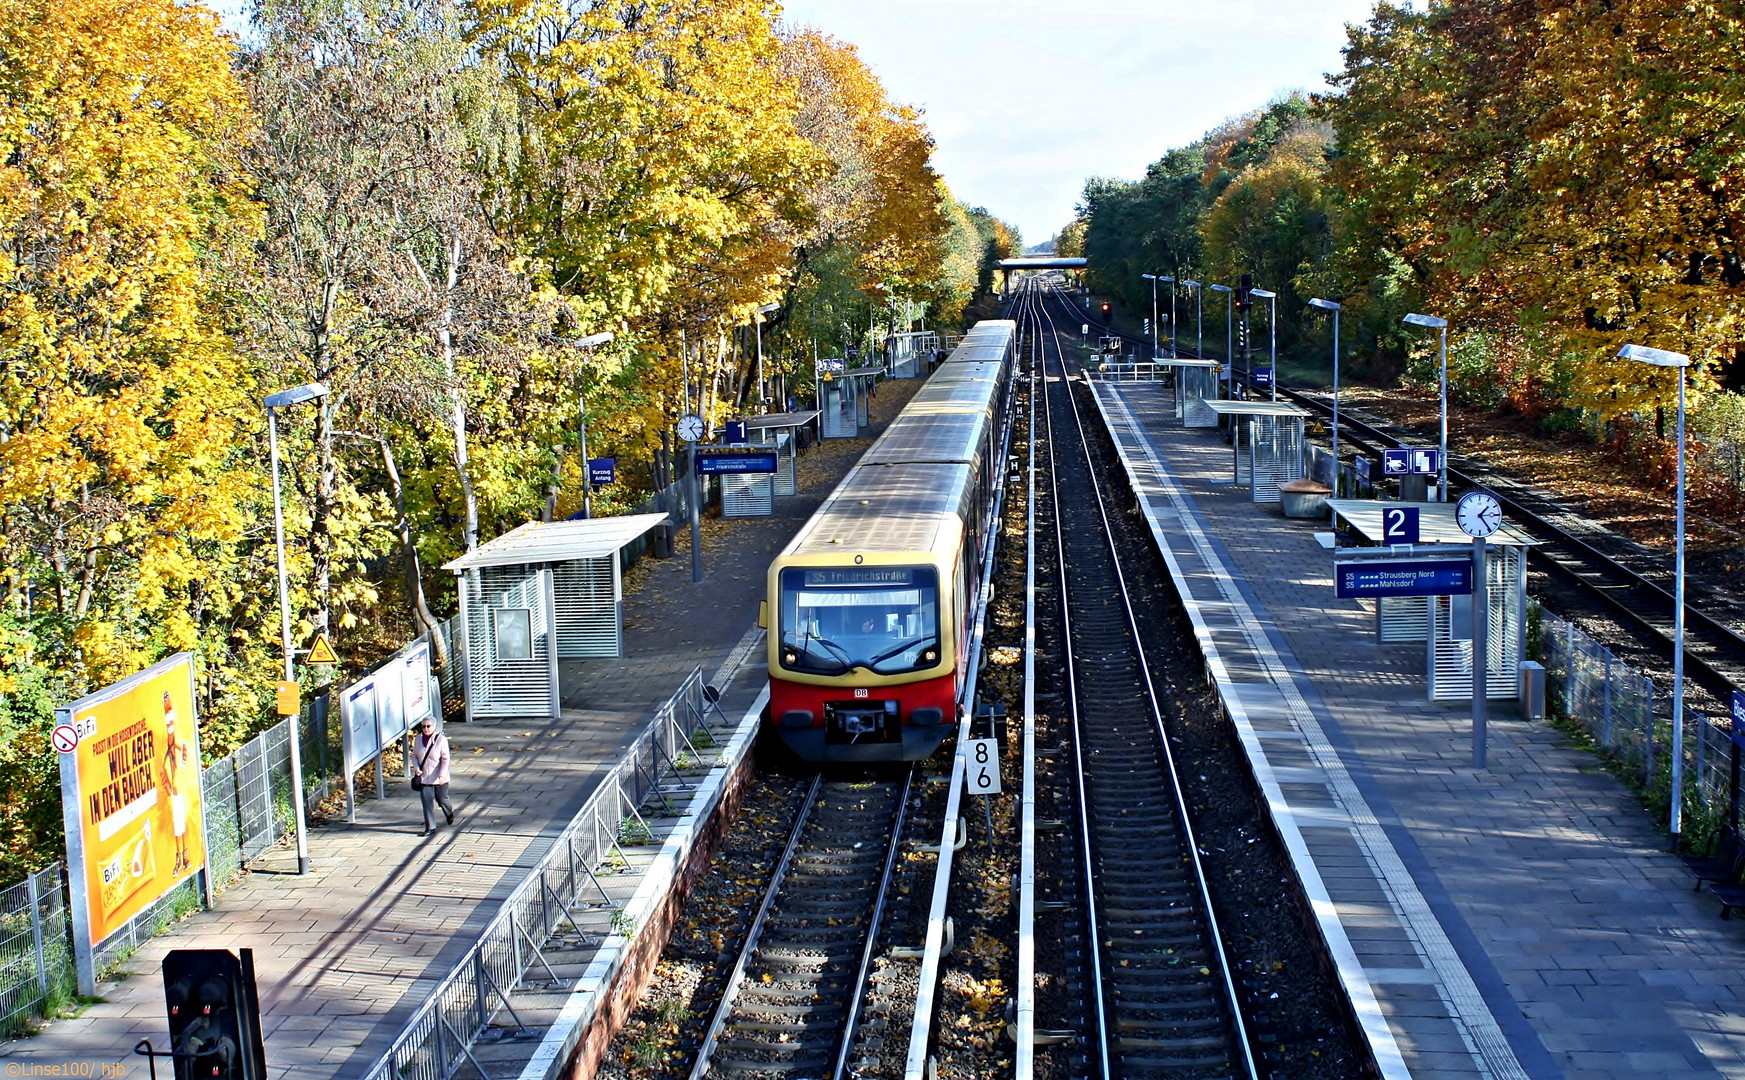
[783,650,798,665]
[922,648,938,663]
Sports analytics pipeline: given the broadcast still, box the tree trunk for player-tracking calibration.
[379,435,446,667]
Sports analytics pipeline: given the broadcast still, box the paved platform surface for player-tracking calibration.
[1095,379,1745,1080]
[0,383,921,1079]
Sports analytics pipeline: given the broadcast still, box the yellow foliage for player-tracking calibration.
[0,0,261,682]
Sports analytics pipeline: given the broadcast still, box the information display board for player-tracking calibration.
[1335,559,1473,599]
[339,639,436,819]
[56,653,207,990]
[698,451,779,475]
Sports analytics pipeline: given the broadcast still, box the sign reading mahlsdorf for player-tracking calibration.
[56,653,207,969]
[1334,559,1473,599]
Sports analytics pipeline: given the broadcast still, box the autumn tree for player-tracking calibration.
[0,0,265,871]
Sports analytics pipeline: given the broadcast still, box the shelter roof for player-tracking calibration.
[1328,500,1540,547]
[735,410,819,429]
[998,257,1087,270]
[443,513,671,572]
[1203,400,1311,418]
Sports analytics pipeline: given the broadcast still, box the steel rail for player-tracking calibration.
[833,768,916,1080]
[902,304,1024,1080]
[1037,280,1260,1079]
[1014,281,1042,1080]
[687,774,824,1080]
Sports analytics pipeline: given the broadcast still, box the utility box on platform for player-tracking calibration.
[1519,661,1546,720]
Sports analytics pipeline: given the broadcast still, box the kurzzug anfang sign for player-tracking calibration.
[57,652,208,992]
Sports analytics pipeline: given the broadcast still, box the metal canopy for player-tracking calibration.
[1203,400,1311,418]
[1153,357,1223,369]
[443,513,671,572]
[841,365,885,379]
[736,409,819,430]
[1328,499,1539,547]
[997,257,1087,270]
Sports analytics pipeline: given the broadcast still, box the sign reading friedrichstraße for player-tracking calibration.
[56,652,208,994]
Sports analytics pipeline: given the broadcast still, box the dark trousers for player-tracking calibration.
[420,783,454,829]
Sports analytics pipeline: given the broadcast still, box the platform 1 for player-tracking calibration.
[0,378,926,1080]
[1092,378,1745,1080]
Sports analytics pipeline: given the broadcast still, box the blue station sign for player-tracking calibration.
[697,451,779,475]
[1335,558,1473,599]
[587,457,616,487]
[724,421,748,445]
[1251,366,1273,387]
[1732,690,1745,750]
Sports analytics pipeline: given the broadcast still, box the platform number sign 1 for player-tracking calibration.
[966,738,1001,796]
[1382,505,1420,545]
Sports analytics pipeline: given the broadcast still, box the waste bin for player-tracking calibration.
[1519,660,1546,720]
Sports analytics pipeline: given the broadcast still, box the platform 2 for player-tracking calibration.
[1092,379,1745,1080]
[0,378,926,1080]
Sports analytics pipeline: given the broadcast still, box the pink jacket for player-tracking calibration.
[414,733,451,786]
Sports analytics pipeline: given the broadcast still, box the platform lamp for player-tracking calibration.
[564,331,615,520]
[1182,279,1203,363]
[263,381,327,876]
[1209,283,1233,398]
[1620,342,1693,838]
[1307,298,1342,487]
[1141,274,1160,359]
[1403,312,1450,501]
[1159,277,1177,359]
[1249,288,1278,401]
[754,302,780,409]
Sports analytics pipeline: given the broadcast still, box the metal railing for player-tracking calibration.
[1537,605,1725,822]
[0,863,72,1035]
[361,666,720,1080]
[1091,360,1167,382]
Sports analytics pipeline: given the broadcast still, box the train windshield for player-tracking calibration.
[779,567,941,676]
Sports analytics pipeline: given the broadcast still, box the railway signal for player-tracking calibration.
[1100,301,1111,318]
[161,949,266,1080]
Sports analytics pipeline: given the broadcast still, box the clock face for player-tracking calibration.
[1456,490,1503,537]
[677,413,705,443]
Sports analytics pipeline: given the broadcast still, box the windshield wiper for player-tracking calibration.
[869,636,934,665]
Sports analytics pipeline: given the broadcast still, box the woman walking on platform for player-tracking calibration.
[413,719,455,836]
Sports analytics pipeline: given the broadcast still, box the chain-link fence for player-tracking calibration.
[1536,604,1729,823]
[0,864,73,1035]
[204,718,297,888]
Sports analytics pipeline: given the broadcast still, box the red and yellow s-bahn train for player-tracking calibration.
[762,320,1016,763]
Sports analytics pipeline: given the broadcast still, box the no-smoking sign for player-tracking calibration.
[52,724,79,753]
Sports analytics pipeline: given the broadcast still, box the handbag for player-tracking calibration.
[412,737,435,791]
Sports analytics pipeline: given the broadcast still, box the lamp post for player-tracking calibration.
[1159,276,1177,358]
[1404,313,1450,501]
[564,332,615,520]
[1250,288,1278,401]
[1182,279,1203,362]
[1209,284,1233,398]
[1620,342,1693,838]
[1141,274,1160,359]
[1308,298,1342,485]
[263,381,328,876]
[755,302,780,408]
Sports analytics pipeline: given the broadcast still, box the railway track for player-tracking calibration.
[1069,296,1745,704]
[689,771,912,1080]
[1022,282,1258,1080]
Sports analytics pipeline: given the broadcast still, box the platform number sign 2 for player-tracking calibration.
[966,738,1001,796]
[1382,506,1420,545]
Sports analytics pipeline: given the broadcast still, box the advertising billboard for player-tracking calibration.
[56,653,206,988]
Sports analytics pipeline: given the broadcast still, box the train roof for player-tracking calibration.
[787,462,971,556]
[859,409,989,467]
[944,320,1016,364]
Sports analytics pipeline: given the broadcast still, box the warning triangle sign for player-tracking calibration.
[306,633,339,666]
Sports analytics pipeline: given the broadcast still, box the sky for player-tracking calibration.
[775,0,1382,245]
[205,0,1383,246]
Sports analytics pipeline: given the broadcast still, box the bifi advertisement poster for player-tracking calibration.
[56,653,205,947]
